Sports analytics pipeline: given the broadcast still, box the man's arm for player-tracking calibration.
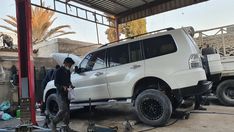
[68,71,74,89]
[54,69,62,88]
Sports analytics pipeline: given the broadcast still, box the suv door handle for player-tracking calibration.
[94,72,103,76]
[130,64,141,69]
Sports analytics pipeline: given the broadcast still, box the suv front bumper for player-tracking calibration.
[174,80,212,97]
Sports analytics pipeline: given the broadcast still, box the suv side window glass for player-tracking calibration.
[143,35,177,59]
[80,54,91,71]
[92,50,106,70]
[129,42,142,62]
[108,44,129,67]
[80,50,106,72]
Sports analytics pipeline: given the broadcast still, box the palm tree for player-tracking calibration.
[0,6,75,44]
[105,15,146,43]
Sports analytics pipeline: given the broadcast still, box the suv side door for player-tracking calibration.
[71,49,110,101]
[106,42,145,98]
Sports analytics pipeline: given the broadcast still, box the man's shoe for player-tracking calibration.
[180,100,194,108]
[194,106,207,111]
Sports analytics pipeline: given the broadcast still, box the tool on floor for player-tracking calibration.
[87,98,117,132]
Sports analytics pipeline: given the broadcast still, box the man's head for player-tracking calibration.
[63,57,75,70]
[55,65,60,69]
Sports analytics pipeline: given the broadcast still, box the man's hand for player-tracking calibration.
[63,86,68,91]
[70,85,75,89]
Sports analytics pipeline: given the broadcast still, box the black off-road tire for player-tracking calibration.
[46,93,59,116]
[135,89,172,126]
[216,80,234,106]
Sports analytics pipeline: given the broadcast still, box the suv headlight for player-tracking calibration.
[189,54,202,69]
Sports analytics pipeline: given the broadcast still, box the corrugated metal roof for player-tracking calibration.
[71,0,208,23]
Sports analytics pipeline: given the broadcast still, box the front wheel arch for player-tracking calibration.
[44,88,56,103]
[132,77,172,101]
[46,93,59,116]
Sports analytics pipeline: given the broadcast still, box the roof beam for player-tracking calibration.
[117,0,208,24]
[31,0,116,27]
[109,0,131,10]
[141,0,148,4]
[71,0,116,15]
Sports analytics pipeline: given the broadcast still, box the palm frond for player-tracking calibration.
[1,18,17,27]
[49,31,76,39]
[1,5,74,45]
[43,25,72,40]
[6,15,17,23]
[0,25,17,33]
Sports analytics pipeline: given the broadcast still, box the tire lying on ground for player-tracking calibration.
[216,79,234,106]
[135,89,172,126]
[46,93,59,116]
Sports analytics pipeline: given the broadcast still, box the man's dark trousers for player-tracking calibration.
[53,90,70,126]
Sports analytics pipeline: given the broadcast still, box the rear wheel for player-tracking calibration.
[135,89,172,126]
[216,80,234,106]
[46,93,59,116]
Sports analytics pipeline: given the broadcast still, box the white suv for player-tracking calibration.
[44,27,212,126]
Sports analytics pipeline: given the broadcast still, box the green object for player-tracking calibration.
[16,109,20,118]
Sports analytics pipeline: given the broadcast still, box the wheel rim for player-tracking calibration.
[225,87,234,99]
[140,98,163,120]
[49,100,59,116]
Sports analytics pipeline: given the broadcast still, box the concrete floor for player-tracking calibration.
[64,97,234,132]
[0,97,234,132]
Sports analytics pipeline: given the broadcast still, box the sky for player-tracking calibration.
[1,0,234,44]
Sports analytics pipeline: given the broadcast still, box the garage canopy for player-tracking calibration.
[70,0,208,24]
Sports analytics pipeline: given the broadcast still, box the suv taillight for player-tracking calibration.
[189,54,202,69]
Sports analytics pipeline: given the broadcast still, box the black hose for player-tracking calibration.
[190,111,234,116]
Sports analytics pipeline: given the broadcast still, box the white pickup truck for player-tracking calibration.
[212,56,234,106]
[198,52,234,106]
[194,24,234,106]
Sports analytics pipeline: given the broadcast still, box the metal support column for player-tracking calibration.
[93,12,100,44]
[16,0,36,125]
[221,28,226,56]
[115,19,120,41]
[199,32,203,47]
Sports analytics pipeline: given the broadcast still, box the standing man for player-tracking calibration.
[201,44,217,55]
[194,44,217,110]
[51,57,75,132]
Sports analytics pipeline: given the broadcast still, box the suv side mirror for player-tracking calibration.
[75,67,86,74]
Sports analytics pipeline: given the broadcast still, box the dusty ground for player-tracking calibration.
[68,99,234,132]
[0,97,234,132]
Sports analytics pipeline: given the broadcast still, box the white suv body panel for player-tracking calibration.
[106,60,144,98]
[44,27,210,104]
[71,68,110,101]
[43,80,55,102]
[170,68,206,88]
[144,29,205,89]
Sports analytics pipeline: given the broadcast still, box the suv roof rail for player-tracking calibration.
[98,44,108,48]
[104,27,175,46]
